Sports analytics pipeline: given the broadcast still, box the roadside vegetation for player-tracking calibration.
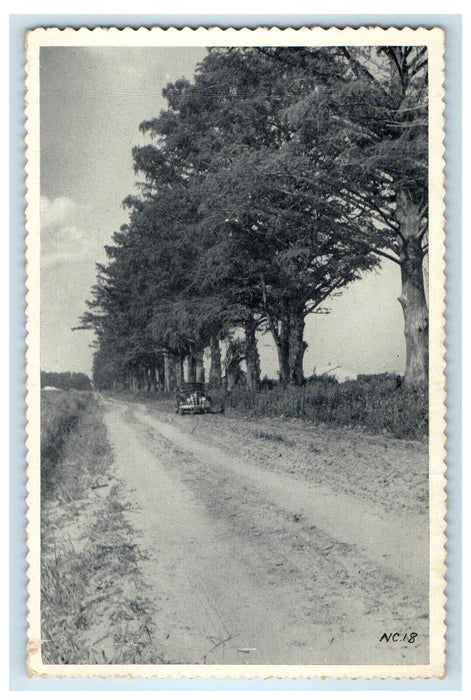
[106,372,427,440]
[219,374,428,440]
[40,390,160,664]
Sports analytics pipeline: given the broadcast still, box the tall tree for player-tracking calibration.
[269,45,429,384]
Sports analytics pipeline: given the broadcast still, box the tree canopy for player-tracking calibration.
[80,45,429,389]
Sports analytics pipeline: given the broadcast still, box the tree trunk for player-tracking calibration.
[163,351,176,391]
[176,353,184,388]
[187,353,197,383]
[163,353,170,391]
[154,363,163,391]
[195,349,205,383]
[269,315,290,384]
[227,367,238,390]
[244,317,261,392]
[209,335,222,388]
[289,311,307,386]
[396,191,429,386]
[398,238,429,386]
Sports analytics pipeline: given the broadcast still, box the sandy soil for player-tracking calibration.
[101,396,429,666]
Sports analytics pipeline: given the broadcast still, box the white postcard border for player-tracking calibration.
[25,24,447,680]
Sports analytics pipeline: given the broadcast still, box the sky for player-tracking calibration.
[40,46,406,381]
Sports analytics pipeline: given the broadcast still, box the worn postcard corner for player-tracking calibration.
[25,24,447,680]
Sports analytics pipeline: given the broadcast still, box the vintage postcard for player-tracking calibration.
[25,26,446,679]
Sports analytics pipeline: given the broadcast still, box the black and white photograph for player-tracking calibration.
[25,26,446,678]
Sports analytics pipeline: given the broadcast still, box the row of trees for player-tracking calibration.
[41,371,92,391]
[79,46,429,390]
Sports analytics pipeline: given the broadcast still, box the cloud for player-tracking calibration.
[41,195,76,230]
[40,195,94,269]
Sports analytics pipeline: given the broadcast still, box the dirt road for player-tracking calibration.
[101,395,429,666]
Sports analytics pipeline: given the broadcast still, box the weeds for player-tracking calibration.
[40,391,89,482]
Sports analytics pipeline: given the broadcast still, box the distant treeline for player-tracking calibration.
[78,46,429,393]
[41,371,92,391]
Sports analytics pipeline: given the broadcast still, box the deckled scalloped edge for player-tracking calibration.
[24,24,447,681]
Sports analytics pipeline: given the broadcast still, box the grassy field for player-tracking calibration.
[40,390,161,664]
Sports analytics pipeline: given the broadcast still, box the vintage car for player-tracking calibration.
[175,382,214,415]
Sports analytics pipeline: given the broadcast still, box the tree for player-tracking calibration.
[79,250,164,392]
[79,180,201,390]
[142,48,378,384]
[268,45,429,384]
[200,158,377,384]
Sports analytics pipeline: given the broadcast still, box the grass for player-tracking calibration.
[40,390,161,664]
[41,391,89,493]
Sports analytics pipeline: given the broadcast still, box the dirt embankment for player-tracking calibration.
[98,396,429,666]
[40,391,161,665]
